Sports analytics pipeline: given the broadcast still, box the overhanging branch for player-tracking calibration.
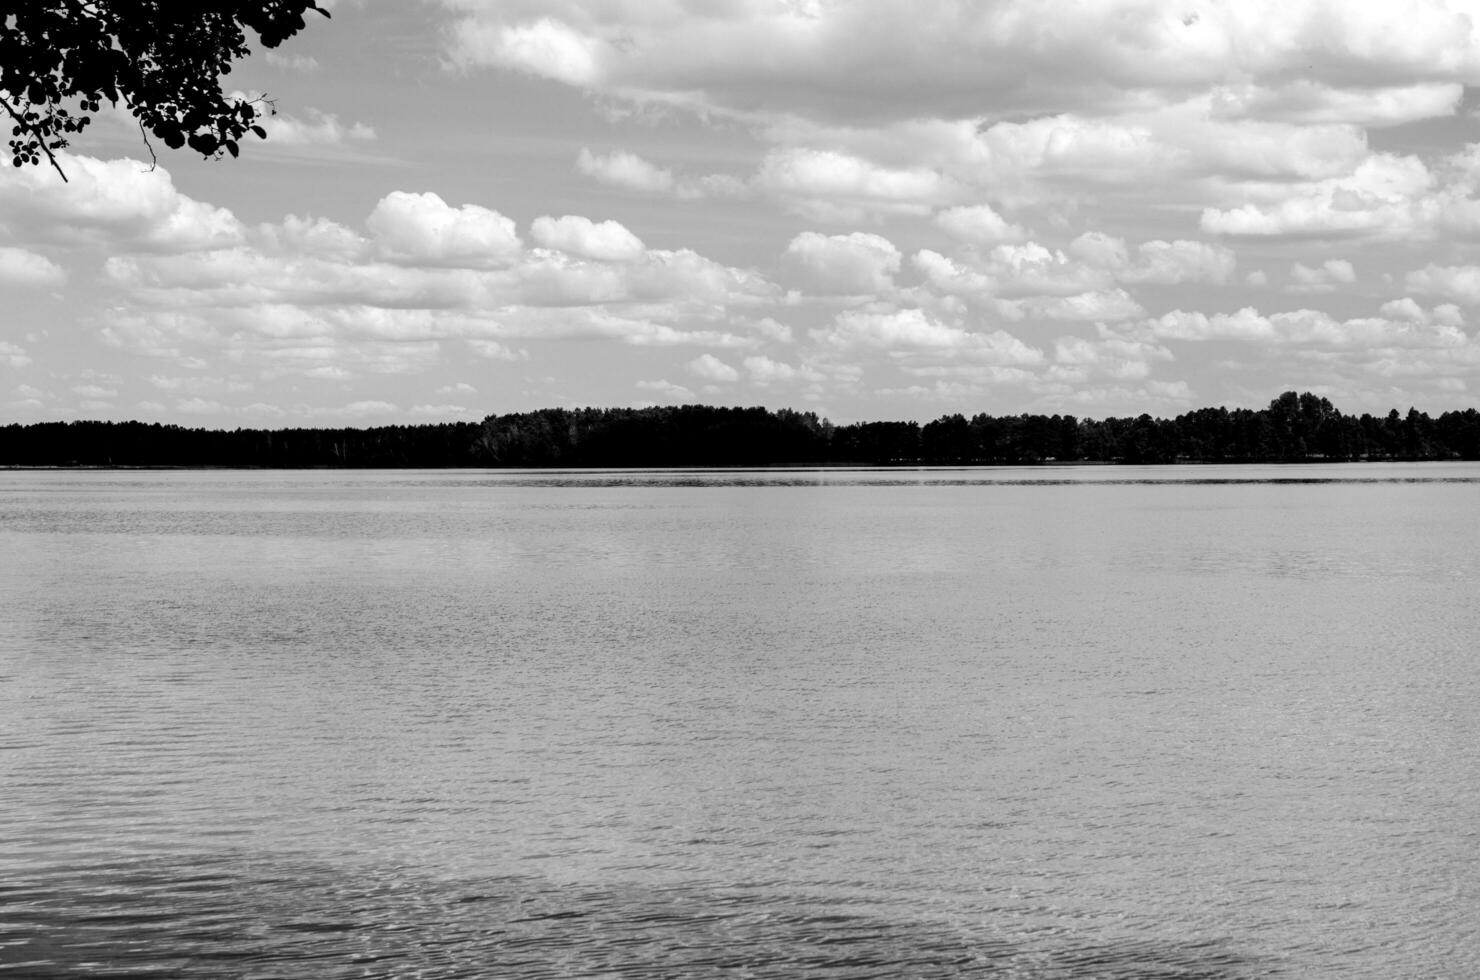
[0,94,69,183]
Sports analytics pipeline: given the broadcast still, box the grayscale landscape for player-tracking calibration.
[5,3,1480,978]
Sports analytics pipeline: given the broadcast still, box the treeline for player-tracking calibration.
[4,393,1480,467]
[0,421,487,468]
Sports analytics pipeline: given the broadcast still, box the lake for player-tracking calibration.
[2,465,1477,978]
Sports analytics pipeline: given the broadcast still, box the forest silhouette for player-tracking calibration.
[4,392,1479,468]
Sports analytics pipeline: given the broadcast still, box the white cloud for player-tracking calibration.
[0,247,65,287]
[1379,297,1429,323]
[89,188,783,382]
[1377,297,1464,327]
[225,92,375,146]
[735,316,794,343]
[1067,232,1129,270]
[467,340,520,360]
[1406,263,1480,304]
[813,308,1045,366]
[336,400,402,418]
[1289,259,1357,293]
[0,153,244,252]
[1209,81,1463,128]
[531,214,646,262]
[756,148,956,220]
[1147,306,1470,349]
[688,353,740,383]
[148,375,252,394]
[366,191,522,268]
[258,108,376,146]
[784,231,901,295]
[635,378,695,401]
[1050,329,1172,382]
[455,16,604,85]
[577,148,677,195]
[441,2,1480,126]
[259,214,366,260]
[410,403,475,416]
[743,355,824,385]
[1200,153,1435,237]
[976,242,1109,296]
[1121,240,1237,285]
[263,51,321,72]
[913,236,1222,306]
[1002,289,1146,323]
[933,204,1029,246]
[0,341,31,368]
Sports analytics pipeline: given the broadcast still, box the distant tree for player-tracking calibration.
[1,1,329,180]
[922,413,970,463]
[4,394,1476,468]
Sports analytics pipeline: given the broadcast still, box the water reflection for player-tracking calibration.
[1,855,1270,979]
[388,463,1480,490]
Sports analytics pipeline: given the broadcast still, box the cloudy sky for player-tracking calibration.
[8,0,1480,426]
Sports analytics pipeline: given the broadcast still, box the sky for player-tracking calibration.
[8,1,1480,426]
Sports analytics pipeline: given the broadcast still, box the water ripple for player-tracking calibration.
[0,857,1273,980]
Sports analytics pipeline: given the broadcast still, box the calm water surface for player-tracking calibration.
[2,465,1477,978]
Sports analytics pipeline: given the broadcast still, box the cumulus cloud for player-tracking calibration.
[735,316,794,344]
[784,231,901,295]
[1378,298,1464,326]
[0,153,244,252]
[939,242,1108,297]
[574,148,745,200]
[1209,81,1463,128]
[531,215,646,262]
[366,191,522,267]
[0,247,66,287]
[1405,263,1480,304]
[467,340,520,360]
[756,148,957,220]
[636,378,695,401]
[1120,239,1238,285]
[743,355,825,386]
[968,111,1368,191]
[933,204,1029,246]
[1002,289,1147,323]
[577,148,677,194]
[441,1,1480,125]
[688,353,740,383]
[263,51,321,72]
[454,16,604,85]
[410,403,476,417]
[1050,329,1173,383]
[257,108,376,146]
[93,191,784,380]
[259,214,366,260]
[0,341,31,368]
[813,308,1045,367]
[1289,259,1357,293]
[226,93,375,146]
[1200,154,1435,237]
[1147,306,1470,349]
[913,234,1230,316]
[148,375,252,395]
